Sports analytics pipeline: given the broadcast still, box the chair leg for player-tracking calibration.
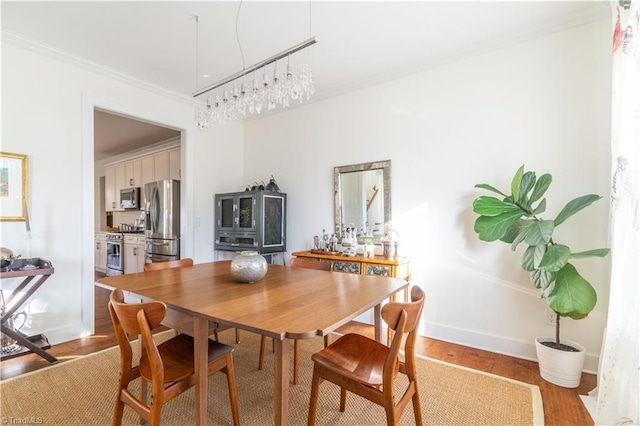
[235,328,240,344]
[384,405,398,426]
[307,366,321,426]
[293,340,299,385]
[339,387,347,412]
[149,395,163,426]
[324,335,330,347]
[140,379,148,425]
[112,393,125,426]
[412,387,422,425]
[213,330,219,342]
[258,335,267,370]
[224,354,241,426]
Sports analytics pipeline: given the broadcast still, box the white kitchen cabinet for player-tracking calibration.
[140,156,154,207]
[124,158,142,188]
[105,163,126,211]
[169,147,181,180]
[105,165,118,212]
[123,235,146,274]
[103,147,180,212]
[141,155,154,184]
[153,151,170,181]
[115,162,126,192]
[95,232,107,272]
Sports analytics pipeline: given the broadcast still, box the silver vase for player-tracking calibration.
[230,251,268,283]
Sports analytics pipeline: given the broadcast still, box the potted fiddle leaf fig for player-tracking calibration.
[472,165,609,388]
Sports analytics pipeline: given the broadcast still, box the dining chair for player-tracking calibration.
[257,256,332,385]
[143,258,239,343]
[307,286,425,426]
[109,288,240,426]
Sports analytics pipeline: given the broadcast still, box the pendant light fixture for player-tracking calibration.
[193,2,317,128]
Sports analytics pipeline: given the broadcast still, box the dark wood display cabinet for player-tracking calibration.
[215,190,287,258]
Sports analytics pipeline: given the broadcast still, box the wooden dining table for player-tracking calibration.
[96,260,408,425]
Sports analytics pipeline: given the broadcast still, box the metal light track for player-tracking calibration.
[192,37,317,98]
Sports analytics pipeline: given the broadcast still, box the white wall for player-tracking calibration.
[1,38,243,343]
[244,18,612,372]
[1,16,611,372]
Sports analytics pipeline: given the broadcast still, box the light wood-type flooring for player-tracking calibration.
[1,281,596,426]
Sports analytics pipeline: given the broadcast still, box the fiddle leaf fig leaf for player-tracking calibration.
[510,223,531,250]
[474,184,508,198]
[472,197,521,216]
[554,194,602,226]
[531,269,556,292]
[500,220,530,249]
[522,245,546,271]
[546,263,597,319]
[511,165,525,202]
[474,210,525,242]
[531,198,547,216]
[538,244,571,272]
[571,248,611,259]
[524,219,554,246]
[519,171,536,203]
[530,174,552,203]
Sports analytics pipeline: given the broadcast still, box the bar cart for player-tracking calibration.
[0,258,57,363]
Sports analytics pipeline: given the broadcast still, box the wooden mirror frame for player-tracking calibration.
[334,160,391,244]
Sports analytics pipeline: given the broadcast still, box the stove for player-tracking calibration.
[106,231,144,239]
[105,231,145,276]
[105,234,123,276]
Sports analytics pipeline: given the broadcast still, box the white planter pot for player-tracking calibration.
[535,336,586,388]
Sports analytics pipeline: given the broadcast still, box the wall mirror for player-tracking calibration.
[334,160,391,244]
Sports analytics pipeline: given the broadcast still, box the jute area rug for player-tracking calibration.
[1,330,543,425]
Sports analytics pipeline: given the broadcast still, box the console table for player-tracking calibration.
[291,250,411,282]
[0,258,57,363]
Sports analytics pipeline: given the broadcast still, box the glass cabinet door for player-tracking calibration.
[216,194,256,232]
[262,194,285,247]
[237,194,256,231]
[217,195,236,232]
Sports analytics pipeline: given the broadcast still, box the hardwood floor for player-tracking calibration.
[1,283,596,425]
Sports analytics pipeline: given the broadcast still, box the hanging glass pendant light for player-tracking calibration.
[192,4,316,129]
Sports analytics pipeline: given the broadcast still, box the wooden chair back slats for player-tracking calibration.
[110,289,167,335]
[143,258,194,272]
[381,286,425,333]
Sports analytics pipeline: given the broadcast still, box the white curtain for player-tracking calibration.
[596,2,640,424]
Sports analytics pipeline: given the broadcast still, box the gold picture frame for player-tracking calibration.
[0,152,28,221]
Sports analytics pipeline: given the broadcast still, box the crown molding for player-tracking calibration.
[101,136,181,167]
[1,30,199,108]
[3,2,609,124]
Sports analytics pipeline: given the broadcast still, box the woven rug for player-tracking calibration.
[1,330,543,425]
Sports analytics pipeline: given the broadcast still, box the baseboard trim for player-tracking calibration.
[425,322,600,374]
[38,323,88,346]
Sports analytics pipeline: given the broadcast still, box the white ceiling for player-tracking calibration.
[2,1,609,159]
[93,110,180,161]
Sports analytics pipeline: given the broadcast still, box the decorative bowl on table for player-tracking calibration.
[230,251,268,283]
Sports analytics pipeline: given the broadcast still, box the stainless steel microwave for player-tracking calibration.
[120,187,140,210]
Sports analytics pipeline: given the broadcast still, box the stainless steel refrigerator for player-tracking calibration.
[145,180,180,263]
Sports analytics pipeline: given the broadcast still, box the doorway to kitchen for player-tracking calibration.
[93,108,181,233]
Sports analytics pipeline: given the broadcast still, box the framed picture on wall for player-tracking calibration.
[0,152,28,222]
